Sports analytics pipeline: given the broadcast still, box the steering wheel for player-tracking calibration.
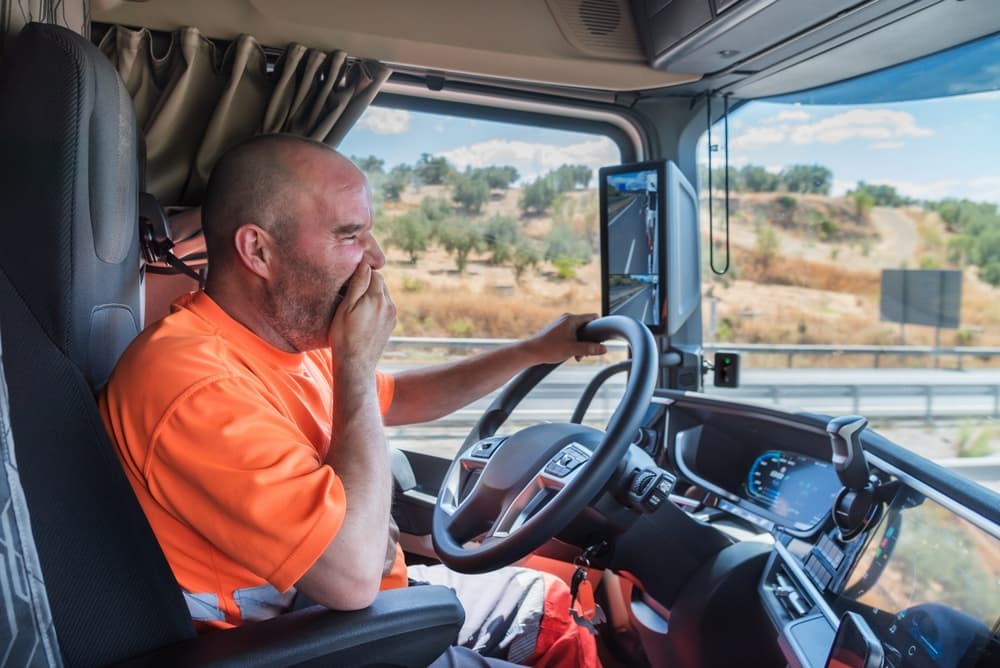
[432,316,658,573]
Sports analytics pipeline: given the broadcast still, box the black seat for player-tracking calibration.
[0,23,461,667]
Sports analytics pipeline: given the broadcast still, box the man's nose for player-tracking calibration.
[365,235,386,270]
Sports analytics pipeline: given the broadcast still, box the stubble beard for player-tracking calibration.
[264,255,341,352]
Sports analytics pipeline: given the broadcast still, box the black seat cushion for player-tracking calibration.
[0,22,142,391]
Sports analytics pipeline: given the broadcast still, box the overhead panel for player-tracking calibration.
[631,0,921,75]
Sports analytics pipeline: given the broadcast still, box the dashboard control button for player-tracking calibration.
[470,437,506,459]
[544,462,570,477]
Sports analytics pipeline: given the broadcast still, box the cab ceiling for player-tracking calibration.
[91,0,700,92]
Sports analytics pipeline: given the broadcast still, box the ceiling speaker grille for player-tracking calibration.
[579,0,621,36]
[546,0,644,60]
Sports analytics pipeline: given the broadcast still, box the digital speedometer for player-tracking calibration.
[745,451,841,531]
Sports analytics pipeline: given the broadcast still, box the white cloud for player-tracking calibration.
[968,176,1000,204]
[356,108,411,135]
[791,109,933,144]
[730,126,787,148]
[434,121,445,134]
[436,137,620,183]
[763,109,812,123]
[871,141,905,150]
[732,109,933,149]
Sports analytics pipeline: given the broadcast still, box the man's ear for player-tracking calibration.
[232,224,275,280]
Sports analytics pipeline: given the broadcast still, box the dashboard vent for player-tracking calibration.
[545,0,645,60]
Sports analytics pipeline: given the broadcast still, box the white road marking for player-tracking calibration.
[625,239,635,273]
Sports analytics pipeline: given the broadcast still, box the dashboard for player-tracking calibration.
[656,391,1000,668]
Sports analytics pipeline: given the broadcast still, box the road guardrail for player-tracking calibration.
[385,337,1000,370]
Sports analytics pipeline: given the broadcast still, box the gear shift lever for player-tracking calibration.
[827,415,878,540]
[828,415,870,490]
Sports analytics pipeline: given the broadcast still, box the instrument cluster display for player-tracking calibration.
[744,450,842,531]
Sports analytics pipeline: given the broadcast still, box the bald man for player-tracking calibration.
[101,134,604,667]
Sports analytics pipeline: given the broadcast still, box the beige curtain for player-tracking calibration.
[1,0,90,57]
[98,25,391,206]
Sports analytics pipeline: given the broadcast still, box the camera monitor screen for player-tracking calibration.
[599,161,666,331]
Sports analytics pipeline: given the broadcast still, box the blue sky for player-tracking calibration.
[339,89,1000,205]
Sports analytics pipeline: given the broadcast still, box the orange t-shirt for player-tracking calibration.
[99,290,406,629]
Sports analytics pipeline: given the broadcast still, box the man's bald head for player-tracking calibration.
[201,134,362,268]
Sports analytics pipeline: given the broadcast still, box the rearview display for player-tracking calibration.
[600,161,666,331]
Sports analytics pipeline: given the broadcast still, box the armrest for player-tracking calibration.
[115,585,464,668]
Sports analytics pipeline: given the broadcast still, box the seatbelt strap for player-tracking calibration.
[138,192,204,286]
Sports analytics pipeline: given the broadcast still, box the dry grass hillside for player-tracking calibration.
[706,193,1000,360]
[372,183,1000,366]
[377,185,602,339]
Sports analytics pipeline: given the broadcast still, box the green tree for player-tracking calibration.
[851,189,876,222]
[483,215,519,265]
[982,261,1000,287]
[849,181,912,207]
[451,170,490,213]
[511,237,542,282]
[741,165,780,192]
[709,166,744,192]
[780,164,832,195]
[481,166,519,190]
[545,221,591,268]
[414,153,453,185]
[382,164,411,201]
[351,155,385,174]
[420,197,453,228]
[438,218,484,273]
[549,164,592,191]
[521,176,556,214]
[384,210,431,263]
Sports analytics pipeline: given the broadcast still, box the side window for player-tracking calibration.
[340,105,623,451]
[699,91,999,467]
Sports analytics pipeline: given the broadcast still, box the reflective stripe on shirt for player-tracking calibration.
[233,583,297,622]
[183,590,225,622]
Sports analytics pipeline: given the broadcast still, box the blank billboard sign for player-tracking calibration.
[880,269,962,328]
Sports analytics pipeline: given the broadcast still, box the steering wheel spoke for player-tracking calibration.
[488,473,562,539]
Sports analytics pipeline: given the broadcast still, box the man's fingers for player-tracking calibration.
[341,263,372,310]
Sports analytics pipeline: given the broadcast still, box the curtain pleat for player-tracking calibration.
[98,25,391,206]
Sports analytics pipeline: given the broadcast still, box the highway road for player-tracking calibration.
[607,195,653,275]
[608,283,657,321]
[382,365,1000,425]
[381,364,1000,483]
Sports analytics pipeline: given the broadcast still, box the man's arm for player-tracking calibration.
[296,265,397,610]
[384,313,606,427]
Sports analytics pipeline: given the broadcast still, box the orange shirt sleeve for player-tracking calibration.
[375,371,395,416]
[145,375,347,593]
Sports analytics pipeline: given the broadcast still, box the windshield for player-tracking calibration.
[699,33,1000,491]
[339,108,622,455]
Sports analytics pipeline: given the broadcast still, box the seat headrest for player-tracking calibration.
[0,23,142,389]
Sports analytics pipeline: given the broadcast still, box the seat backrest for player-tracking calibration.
[0,21,144,391]
[0,23,196,665]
